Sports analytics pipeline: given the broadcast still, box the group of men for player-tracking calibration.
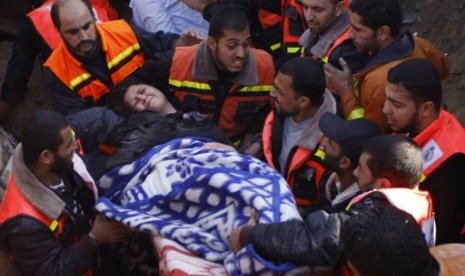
[0,0,464,274]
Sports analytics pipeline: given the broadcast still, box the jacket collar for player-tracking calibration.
[299,10,351,58]
[12,144,66,220]
[192,40,260,86]
[296,90,337,150]
[359,31,415,75]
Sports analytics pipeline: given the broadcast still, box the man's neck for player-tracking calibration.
[411,112,440,137]
[338,168,358,192]
[29,164,62,186]
[292,105,319,123]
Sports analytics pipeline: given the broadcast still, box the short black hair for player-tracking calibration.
[208,6,250,40]
[350,0,402,36]
[363,135,423,188]
[388,59,442,112]
[341,205,435,276]
[51,0,94,29]
[107,77,144,117]
[21,110,69,166]
[279,57,326,106]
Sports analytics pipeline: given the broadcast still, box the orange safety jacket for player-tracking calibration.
[319,27,350,64]
[348,188,436,246]
[413,110,465,178]
[0,175,93,276]
[44,20,145,104]
[263,113,326,206]
[258,0,305,56]
[27,0,110,50]
[169,45,274,140]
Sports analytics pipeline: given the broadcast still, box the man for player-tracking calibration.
[317,112,381,213]
[0,110,131,275]
[181,0,305,67]
[341,204,465,276]
[131,6,275,145]
[262,57,335,211]
[230,135,434,269]
[299,0,366,72]
[383,59,465,244]
[324,0,449,133]
[0,0,114,122]
[43,0,193,115]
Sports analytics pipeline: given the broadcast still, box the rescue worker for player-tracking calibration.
[130,6,275,146]
[262,57,336,214]
[0,0,115,122]
[342,205,465,276]
[0,110,131,275]
[43,0,196,115]
[180,0,306,68]
[383,59,465,244]
[324,0,449,133]
[230,135,434,270]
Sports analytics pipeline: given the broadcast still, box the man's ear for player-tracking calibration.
[374,178,392,189]
[340,156,352,170]
[335,1,346,17]
[298,96,311,108]
[376,25,391,42]
[39,150,54,166]
[418,101,435,119]
[207,37,217,51]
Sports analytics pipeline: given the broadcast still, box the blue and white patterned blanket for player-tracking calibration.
[96,137,301,275]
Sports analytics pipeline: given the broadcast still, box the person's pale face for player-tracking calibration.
[50,126,78,173]
[383,82,420,133]
[301,0,342,35]
[269,72,302,116]
[124,84,170,114]
[353,152,376,191]
[348,12,380,54]
[57,1,97,57]
[208,28,252,73]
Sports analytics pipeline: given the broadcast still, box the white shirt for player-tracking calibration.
[130,0,209,37]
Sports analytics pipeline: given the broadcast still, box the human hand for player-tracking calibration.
[201,142,237,152]
[230,209,257,252]
[324,58,353,98]
[174,30,204,47]
[180,0,216,13]
[89,214,135,244]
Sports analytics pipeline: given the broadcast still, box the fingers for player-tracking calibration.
[339,57,351,73]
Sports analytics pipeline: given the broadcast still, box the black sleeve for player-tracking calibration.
[131,24,179,57]
[43,67,88,115]
[1,18,42,105]
[66,107,126,152]
[249,211,349,267]
[0,216,97,276]
[327,40,368,73]
[129,50,174,93]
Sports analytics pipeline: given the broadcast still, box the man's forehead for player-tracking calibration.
[220,29,251,41]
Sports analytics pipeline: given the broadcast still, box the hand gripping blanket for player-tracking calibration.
[96,137,301,275]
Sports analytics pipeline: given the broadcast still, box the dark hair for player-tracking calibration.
[388,59,442,112]
[21,110,69,166]
[350,0,402,36]
[51,0,94,29]
[208,6,250,40]
[107,77,144,116]
[363,135,422,188]
[279,57,326,106]
[341,205,435,276]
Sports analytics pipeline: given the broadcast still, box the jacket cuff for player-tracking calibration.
[74,235,99,259]
[239,225,255,247]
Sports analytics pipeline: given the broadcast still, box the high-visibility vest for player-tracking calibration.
[44,20,145,103]
[262,112,326,206]
[258,0,305,56]
[168,45,274,140]
[319,27,351,63]
[348,188,436,246]
[27,0,110,50]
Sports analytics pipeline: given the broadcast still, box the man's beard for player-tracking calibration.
[322,153,343,174]
[49,153,73,173]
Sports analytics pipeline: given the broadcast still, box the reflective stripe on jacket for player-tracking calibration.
[44,20,145,103]
[258,0,305,56]
[27,0,110,50]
